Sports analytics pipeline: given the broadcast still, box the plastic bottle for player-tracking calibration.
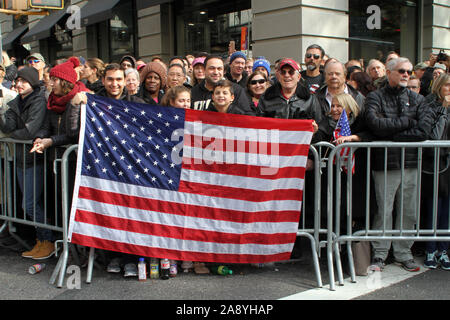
[150,258,159,279]
[138,258,147,282]
[210,265,233,275]
[169,260,177,277]
[28,263,46,274]
[160,258,170,280]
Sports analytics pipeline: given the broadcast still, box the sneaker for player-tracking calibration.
[369,258,385,271]
[438,251,450,271]
[21,240,41,258]
[124,263,138,277]
[107,258,122,273]
[395,259,420,272]
[424,251,438,269]
[32,240,55,260]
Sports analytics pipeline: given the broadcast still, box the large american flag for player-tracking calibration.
[68,94,313,263]
[333,110,355,174]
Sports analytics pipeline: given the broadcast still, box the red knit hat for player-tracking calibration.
[50,57,80,84]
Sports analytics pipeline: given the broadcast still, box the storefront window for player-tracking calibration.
[175,0,251,56]
[349,0,418,65]
[53,23,73,61]
[110,0,136,62]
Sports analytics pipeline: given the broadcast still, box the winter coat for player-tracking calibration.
[420,94,449,197]
[0,87,46,166]
[191,80,253,115]
[364,85,428,171]
[258,82,320,120]
[315,84,366,124]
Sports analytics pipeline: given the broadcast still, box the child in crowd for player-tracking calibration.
[161,85,191,109]
[207,79,236,114]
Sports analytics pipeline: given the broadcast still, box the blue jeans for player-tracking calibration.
[425,196,449,253]
[16,164,52,241]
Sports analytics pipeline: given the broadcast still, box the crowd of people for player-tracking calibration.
[0,43,449,278]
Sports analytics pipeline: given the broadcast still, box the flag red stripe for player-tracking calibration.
[70,233,292,263]
[181,160,306,180]
[74,209,297,245]
[78,186,301,223]
[186,109,314,132]
[183,134,310,157]
[178,180,303,202]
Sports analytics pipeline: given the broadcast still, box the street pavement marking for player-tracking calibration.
[280,260,429,300]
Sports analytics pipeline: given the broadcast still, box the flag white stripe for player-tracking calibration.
[184,121,313,145]
[182,145,308,168]
[75,198,299,235]
[80,176,303,212]
[180,169,305,191]
[72,221,295,255]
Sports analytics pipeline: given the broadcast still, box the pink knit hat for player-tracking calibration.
[50,57,80,84]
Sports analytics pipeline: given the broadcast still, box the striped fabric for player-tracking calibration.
[68,94,314,263]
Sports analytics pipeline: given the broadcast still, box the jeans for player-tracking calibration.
[425,196,449,253]
[16,164,52,241]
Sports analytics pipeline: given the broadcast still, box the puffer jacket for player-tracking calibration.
[258,82,320,120]
[420,94,449,197]
[0,87,46,166]
[364,85,427,170]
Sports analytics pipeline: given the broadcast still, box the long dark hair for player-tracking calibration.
[351,71,377,97]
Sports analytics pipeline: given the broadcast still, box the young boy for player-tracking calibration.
[208,79,235,113]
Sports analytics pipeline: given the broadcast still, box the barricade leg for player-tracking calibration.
[86,247,95,284]
[347,241,356,283]
[297,231,322,288]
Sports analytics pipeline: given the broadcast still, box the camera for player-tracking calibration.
[437,49,448,63]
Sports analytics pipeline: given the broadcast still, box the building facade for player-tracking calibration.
[1,0,449,68]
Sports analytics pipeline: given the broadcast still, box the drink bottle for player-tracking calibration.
[210,265,233,275]
[160,258,170,280]
[138,258,147,282]
[169,260,177,277]
[150,258,159,279]
[28,263,46,274]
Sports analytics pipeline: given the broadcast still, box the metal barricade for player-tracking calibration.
[0,138,75,288]
[326,141,450,291]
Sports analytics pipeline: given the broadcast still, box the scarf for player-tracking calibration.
[47,81,89,114]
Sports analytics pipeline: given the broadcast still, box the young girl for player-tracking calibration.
[161,85,191,109]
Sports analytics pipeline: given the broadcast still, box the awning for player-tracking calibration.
[21,9,68,44]
[2,25,28,50]
[136,0,174,10]
[79,0,121,28]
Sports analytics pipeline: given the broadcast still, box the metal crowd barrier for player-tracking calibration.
[326,141,450,291]
[0,138,75,288]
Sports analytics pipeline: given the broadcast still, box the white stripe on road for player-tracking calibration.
[279,260,429,300]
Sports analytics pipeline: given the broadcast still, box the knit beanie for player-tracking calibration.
[140,62,167,89]
[50,57,80,85]
[16,66,40,88]
[252,59,271,75]
[230,51,247,64]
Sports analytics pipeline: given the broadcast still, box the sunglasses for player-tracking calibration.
[396,69,413,75]
[279,69,297,76]
[250,79,267,85]
[305,53,321,59]
[28,59,41,64]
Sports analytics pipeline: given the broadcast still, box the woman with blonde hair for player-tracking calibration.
[80,57,105,93]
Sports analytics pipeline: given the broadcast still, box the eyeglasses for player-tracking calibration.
[279,69,297,76]
[250,79,267,85]
[28,59,40,64]
[396,69,413,75]
[305,53,321,59]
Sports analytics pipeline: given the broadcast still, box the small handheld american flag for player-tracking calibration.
[333,111,355,174]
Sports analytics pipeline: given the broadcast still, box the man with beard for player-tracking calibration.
[300,44,325,94]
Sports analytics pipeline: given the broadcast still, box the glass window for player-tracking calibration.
[110,0,136,62]
[175,0,251,56]
[349,0,418,65]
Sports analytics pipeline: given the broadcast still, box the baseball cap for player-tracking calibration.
[414,62,428,71]
[278,58,300,72]
[26,53,45,63]
[192,57,206,67]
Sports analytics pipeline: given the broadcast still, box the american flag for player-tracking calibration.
[68,94,313,263]
[333,110,355,174]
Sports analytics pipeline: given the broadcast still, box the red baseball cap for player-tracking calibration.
[279,58,300,72]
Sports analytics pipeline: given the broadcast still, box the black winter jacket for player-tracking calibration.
[258,82,320,120]
[0,88,47,166]
[364,85,427,170]
[191,80,254,115]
